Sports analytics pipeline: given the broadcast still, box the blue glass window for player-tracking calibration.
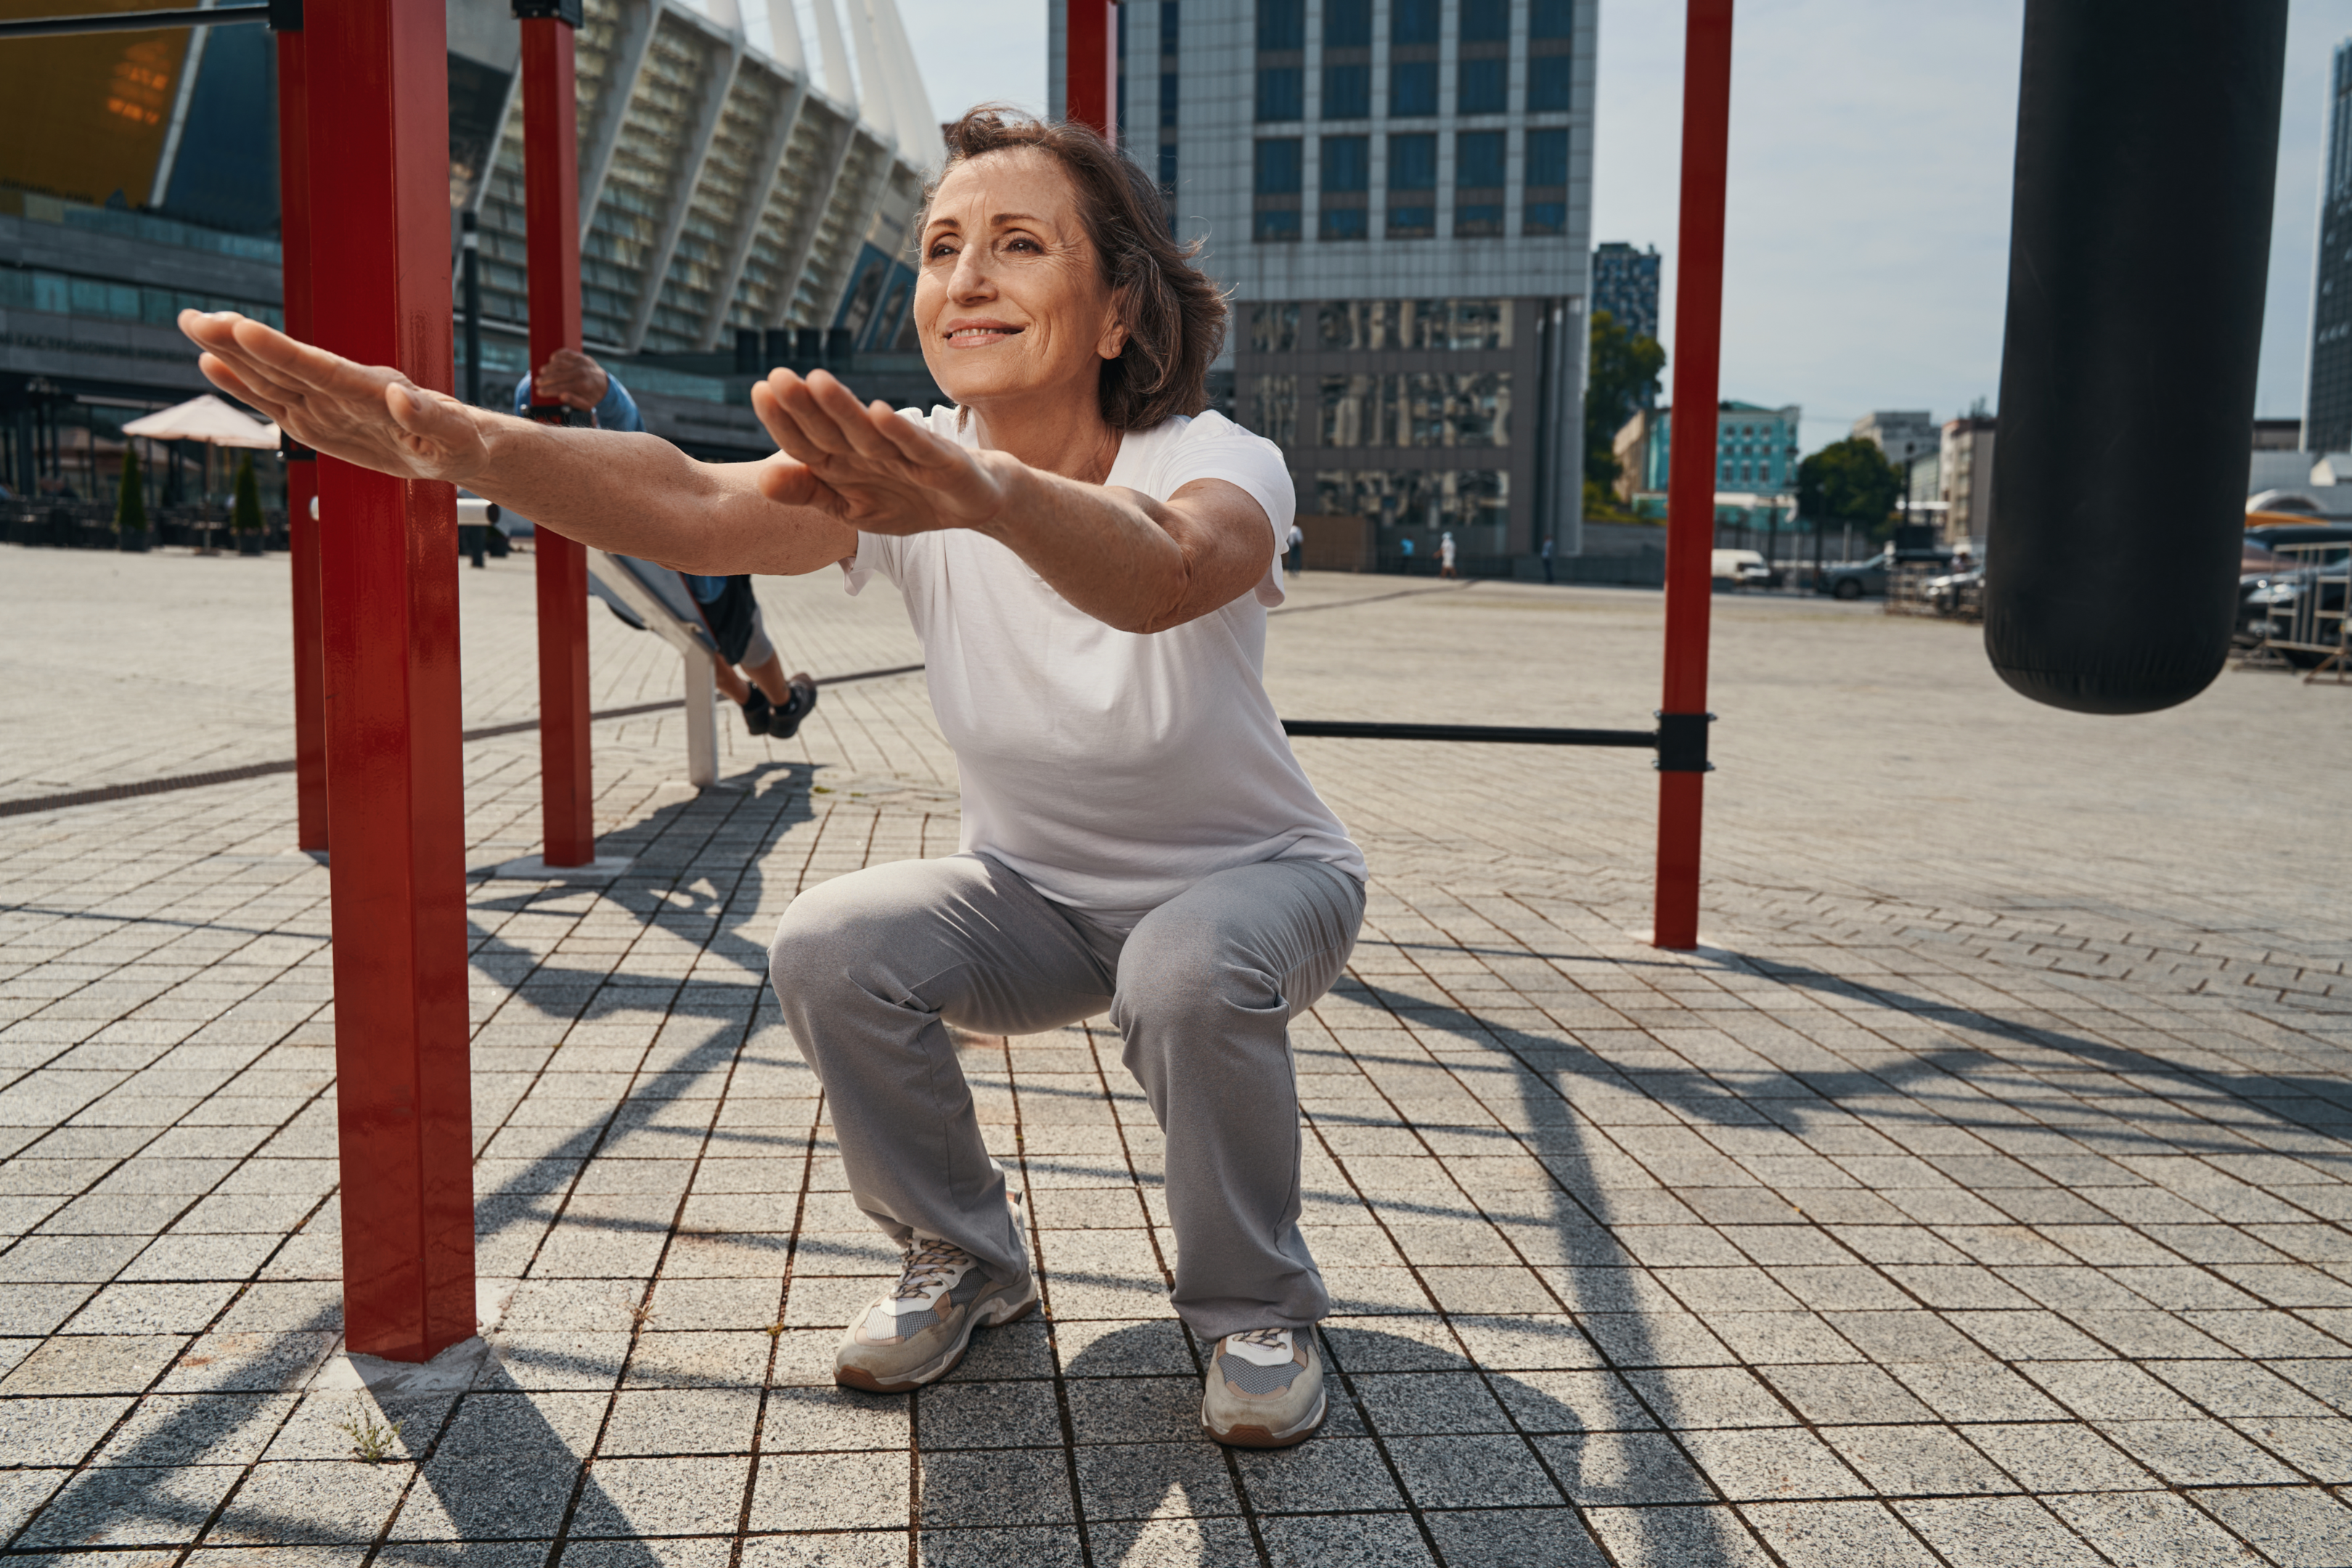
[1524,128,1569,187]
[1256,137,1304,193]
[1257,0,1304,50]
[1320,207,1368,241]
[1523,200,1566,235]
[1455,203,1503,237]
[1161,73,1178,127]
[1255,209,1302,242]
[1257,67,1303,121]
[1157,142,1177,188]
[1388,132,1437,191]
[1392,0,1438,44]
[1323,62,1369,118]
[1462,0,1508,41]
[1530,0,1573,38]
[1321,134,1370,192]
[1457,130,1506,189]
[1160,0,1179,52]
[1390,60,1437,117]
[1324,0,1369,47]
[1458,57,1506,114]
[1529,54,1574,112]
[1388,204,1435,237]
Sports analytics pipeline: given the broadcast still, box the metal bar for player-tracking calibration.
[306,0,474,1363]
[1283,721,1656,748]
[1652,0,1734,952]
[277,25,327,854]
[1063,0,1114,141]
[521,12,596,867]
[685,656,717,790]
[0,3,262,36]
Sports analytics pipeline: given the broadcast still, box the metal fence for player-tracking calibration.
[2239,539,2349,682]
[4,499,291,552]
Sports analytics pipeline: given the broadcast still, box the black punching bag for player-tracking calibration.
[1983,0,2290,714]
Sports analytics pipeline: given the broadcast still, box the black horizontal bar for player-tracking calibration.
[0,3,265,36]
[1282,720,1658,748]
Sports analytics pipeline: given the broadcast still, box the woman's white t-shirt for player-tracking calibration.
[842,406,1368,927]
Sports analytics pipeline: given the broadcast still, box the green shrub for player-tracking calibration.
[232,452,264,533]
[115,444,147,534]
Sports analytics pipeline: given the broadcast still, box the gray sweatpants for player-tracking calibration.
[767,852,1365,1340]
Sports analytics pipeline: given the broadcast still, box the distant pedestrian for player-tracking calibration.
[1400,536,1415,570]
[1286,521,1304,575]
[1439,531,1457,579]
[1540,535,1554,584]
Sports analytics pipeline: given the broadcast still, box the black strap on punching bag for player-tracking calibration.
[1984,0,2290,715]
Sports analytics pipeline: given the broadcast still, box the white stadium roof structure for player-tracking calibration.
[449,0,944,359]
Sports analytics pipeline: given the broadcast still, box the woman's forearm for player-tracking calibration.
[976,462,1271,634]
[463,411,854,576]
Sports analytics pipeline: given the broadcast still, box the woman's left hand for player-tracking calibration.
[751,368,1015,536]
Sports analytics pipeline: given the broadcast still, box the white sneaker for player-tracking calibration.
[833,1193,1036,1394]
[1201,1326,1326,1447]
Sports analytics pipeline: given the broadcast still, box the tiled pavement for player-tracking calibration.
[1,544,2350,1566]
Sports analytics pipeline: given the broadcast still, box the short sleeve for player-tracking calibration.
[1153,412,1297,606]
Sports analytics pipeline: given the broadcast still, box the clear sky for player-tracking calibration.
[886,0,2348,457]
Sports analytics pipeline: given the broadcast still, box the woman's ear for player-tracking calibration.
[1097,289,1130,361]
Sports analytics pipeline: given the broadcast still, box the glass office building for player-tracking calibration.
[1051,0,1596,568]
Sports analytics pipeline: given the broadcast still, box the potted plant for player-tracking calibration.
[231,452,265,555]
[115,444,150,552]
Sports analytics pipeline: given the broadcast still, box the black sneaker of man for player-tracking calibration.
[740,687,773,736]
[767,674,819,740]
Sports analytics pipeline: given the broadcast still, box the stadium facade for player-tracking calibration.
[1,0,945,492]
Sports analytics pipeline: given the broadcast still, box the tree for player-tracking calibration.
[1797,437,1903,536]
[231,452,264,534]
[1584,309,1665,491]
[114,444,147,535]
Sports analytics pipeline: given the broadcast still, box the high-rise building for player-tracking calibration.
[1053,0,1596,570]
[2309,38,2352,452]
[1851,411,1938,476]
[1591,241,1659,342]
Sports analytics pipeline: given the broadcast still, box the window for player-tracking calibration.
[1323,62,1369,118]
[1389,205,1434,238]
[1325,0,1369,47]
[1246,374,1297,445]
[1529,54,1574,111]
[1256,137,1303,194]
[1160,0,1179,54]
[1257,0,1304,51]
[1524,201,1566,235]
[1249,302,1300,352]
[1255,210,1302,242]
[1320,208,1368,241]
[1321,134,1370,192]
[1156,142,1177,189]
[1524,128,1569,188]
[1160,72,1178,127]
[1456,130,1506,189]
[1392,0,1438,45]
[1462,0,1509,41]
[1388,132,1436,191]
[1530,0,1573,38]
[1257,67,1303,121]
[1455,204,1503,237]
[1458,57,1506,115]
[1390,60,1437,117]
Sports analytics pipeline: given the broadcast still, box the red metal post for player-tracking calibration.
[521,11,595,866]
[1065,0,1117,143]
[274,25,326,854]
[306,0,476,1360]
[1653,0,1734,951]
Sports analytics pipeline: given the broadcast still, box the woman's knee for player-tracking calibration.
[767,869,920,1000]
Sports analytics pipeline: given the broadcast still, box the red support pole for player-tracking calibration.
[1065,0,1116,143]
[275,26,326,854]
[1652,0,1734,951]
[521,10,595,867]
[306,0,476,1361]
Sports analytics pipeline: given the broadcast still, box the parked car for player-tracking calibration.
[1711,548,1775,589]
[1818,546,1954,600]
[1924,563,1984,618]
[2237,523,2352,646]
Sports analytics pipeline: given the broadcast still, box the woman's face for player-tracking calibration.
[913,149,1124,416]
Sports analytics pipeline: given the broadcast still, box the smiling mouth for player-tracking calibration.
[944,325,1023,345]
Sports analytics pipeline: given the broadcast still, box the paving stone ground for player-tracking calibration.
[1,542,2348,1567]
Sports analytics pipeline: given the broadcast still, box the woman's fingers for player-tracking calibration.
[767,370,863,459]
[192,356,289,423]
[750,375,839,468]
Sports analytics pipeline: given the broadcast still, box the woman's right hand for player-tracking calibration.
[179,310,493,486]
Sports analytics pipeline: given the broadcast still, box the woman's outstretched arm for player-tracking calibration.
[179,310,858,576]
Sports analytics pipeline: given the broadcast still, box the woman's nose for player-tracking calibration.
[947,250,994,300]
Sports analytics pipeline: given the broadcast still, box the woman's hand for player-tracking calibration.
[751,367,1019,537]
[178,310,492,486]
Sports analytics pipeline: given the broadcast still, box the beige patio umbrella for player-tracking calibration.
[120,395,279,544]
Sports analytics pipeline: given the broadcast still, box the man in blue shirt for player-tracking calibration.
[517,350,815,738]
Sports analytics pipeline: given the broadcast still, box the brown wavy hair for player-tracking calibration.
[934,107,1227,432]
